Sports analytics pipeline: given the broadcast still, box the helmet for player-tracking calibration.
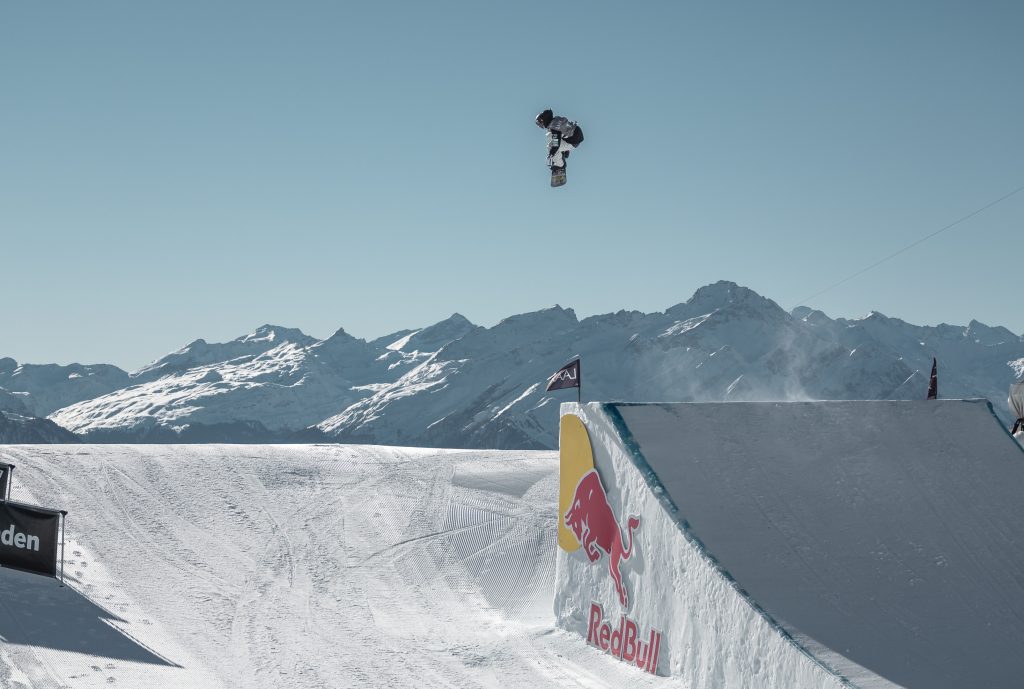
[535,109,553,128]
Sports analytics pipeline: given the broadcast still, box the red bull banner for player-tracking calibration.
[559,413,662,675]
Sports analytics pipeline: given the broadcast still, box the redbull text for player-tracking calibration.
[587,602,662,675]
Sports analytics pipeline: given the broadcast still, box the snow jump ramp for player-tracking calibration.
[554,400,1024,688]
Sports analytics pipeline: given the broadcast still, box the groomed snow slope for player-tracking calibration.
[583,400,1024,689]
[0,444,678,689]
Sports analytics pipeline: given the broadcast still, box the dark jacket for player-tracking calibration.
[547,116,584,147]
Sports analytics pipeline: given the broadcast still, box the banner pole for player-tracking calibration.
[7,465,13,501]
[59,511,68,587]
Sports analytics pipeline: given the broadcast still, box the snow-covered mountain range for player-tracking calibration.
[4,282,1022,448]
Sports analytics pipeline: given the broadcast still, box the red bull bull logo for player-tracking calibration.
[563,469,640,608]
[587,602,662,674]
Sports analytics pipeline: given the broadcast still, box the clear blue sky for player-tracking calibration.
[2,1,1022,370]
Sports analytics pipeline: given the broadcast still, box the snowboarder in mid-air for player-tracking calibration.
[535,109,583,187]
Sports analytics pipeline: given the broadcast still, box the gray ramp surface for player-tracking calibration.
[610,400,1024,689]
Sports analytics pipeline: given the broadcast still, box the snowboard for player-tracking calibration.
[550,165,567,188]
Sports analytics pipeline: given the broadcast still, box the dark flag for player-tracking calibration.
[546,358,581,392]
[0,463,11,501]
[927,358,938,400]
[0,500,62,578]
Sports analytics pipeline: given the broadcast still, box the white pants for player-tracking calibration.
[547,134,575,168]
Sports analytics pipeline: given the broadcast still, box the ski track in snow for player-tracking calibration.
[0,445,673,688]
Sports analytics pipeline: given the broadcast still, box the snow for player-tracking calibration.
[659,313,714,338]
[495,383,541,418]
[386,331,419,351]
[0,443,673,689]
[0,362,129,418]
[556,400,1024,688]
[4,400,1024,686]
[1009,380,1024,419]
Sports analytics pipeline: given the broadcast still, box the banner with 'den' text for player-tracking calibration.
[0,501,61,577]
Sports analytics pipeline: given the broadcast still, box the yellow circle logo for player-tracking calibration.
[558,414,596,552]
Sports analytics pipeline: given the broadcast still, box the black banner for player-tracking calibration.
[0,500,61,578]
[0,463,10,501]
[546,358,581,392]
